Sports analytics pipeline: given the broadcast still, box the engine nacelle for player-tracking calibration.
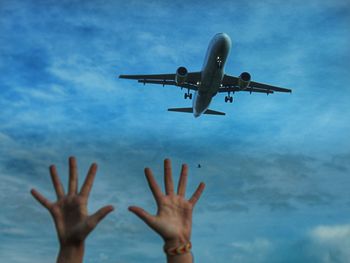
[238,72,251,89]
[175,66,188,85]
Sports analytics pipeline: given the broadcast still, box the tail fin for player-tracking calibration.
[167,107,225,116]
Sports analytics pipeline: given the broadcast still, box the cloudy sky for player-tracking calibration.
[0,0,350,262]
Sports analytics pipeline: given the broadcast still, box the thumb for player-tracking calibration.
[87,205,114,230]
[128,206,155,227]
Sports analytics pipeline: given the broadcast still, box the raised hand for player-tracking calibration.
[129,159,205,262]
[31,157,114,263]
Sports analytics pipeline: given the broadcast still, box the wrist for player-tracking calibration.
[58,243,84,263]
[163,238,192,257]
[164,234,190,248]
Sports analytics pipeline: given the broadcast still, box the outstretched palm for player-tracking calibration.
[31,157,114,247]
[129,159,205,245]
[150,194,194,242]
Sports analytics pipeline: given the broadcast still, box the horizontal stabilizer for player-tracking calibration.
[204,109,225,115]
[168,107,193,113]
[167,107,225,116]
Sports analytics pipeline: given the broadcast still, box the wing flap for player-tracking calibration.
[250,81,292,93]
[219,87,274,94]
[137,80,198,91]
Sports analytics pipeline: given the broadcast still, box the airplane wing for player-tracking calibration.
[221,74,292,93]
[119,72,202,88]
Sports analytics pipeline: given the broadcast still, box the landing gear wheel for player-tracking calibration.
[189,93,192,100]
[184,93,188,99]
[225,96,228,103]
[230,97,233,103]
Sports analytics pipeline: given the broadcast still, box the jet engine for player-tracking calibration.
[175,66,188,85]
[238,72,251,89]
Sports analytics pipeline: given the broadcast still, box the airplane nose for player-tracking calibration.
[221,33,232,48]
[219,32,229,39]
[216,33,232,50]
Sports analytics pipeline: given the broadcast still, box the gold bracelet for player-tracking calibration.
[164,242,192,256]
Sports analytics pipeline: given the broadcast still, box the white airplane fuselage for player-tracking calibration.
[192,33,231,117]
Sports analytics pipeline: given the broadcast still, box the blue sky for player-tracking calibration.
[0,0,350,262]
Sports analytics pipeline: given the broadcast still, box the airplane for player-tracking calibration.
[119,33,292,117]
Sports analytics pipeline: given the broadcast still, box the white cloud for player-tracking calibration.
[0,132,13,144]
[311,224,350,241]
[231,238,272,253]
[13,84,68,102]
[307,224,350,263]
[229,238,273,263]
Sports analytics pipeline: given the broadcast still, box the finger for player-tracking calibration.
[128,206,156,227]
[86,205,114,230]
[177,164,188,197]
[68,156,78,195]
[49,165,65,199]
[145,168,163,203]
[30,189,52,210]
[79,163,97,199]
[164,159,174,195]
[189,182,205,206]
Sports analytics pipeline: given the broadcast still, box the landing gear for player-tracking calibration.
[184,89,192,99]
[184,93,192,99]
[225,96,233,103]
[225,92,233,103]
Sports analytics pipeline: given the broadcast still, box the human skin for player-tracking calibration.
[31,157,114,263]
[129,159,205,263]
